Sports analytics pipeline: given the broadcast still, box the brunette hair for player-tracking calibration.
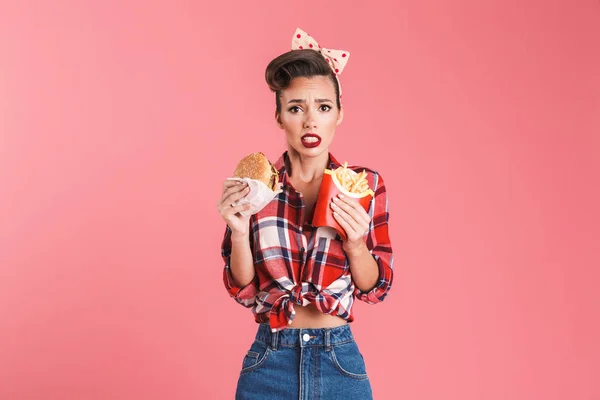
[265,49,341,113]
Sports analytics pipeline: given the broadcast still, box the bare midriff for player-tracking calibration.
[288,303,348,328]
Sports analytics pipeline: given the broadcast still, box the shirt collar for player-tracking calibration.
[274,151,342,186]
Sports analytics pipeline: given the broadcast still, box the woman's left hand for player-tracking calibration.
[330,194,371,252]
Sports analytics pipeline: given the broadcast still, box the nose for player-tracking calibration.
[303,110,317,129]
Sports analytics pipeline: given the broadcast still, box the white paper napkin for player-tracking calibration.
[226,177,283,216]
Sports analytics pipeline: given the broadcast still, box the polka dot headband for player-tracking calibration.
[291,28,350,99]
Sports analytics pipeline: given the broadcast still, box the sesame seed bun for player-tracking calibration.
[233,152,279,191]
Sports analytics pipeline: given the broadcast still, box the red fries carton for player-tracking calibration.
[313,167,374,240]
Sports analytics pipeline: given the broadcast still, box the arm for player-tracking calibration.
[221,225,259,308]
[349,172,394,304]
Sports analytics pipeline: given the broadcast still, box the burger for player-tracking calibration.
[233,152,279,191]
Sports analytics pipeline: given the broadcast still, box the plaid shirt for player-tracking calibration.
[221,151,394,332]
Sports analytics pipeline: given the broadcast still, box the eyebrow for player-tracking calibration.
[287,99,333,104]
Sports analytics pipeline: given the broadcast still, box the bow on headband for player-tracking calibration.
[291,28,350,98]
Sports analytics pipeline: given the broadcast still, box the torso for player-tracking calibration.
[287,175,348,329]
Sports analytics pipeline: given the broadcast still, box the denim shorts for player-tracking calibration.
[235,322,373,400]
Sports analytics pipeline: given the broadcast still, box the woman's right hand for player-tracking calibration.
[218,179,252,236]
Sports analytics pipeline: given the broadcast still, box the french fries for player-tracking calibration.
[333,162,370,194]
[314,161,374,239]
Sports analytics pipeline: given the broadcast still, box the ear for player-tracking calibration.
[336,106,344,125]
[275,111,283,129]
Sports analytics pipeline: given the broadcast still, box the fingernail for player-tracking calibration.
[332,197,338,202]
[338,194,344,199]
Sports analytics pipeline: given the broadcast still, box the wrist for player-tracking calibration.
[343,239,368,257]
[231,231,250,243]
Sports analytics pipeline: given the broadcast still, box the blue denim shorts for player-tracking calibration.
[235,323,373,400]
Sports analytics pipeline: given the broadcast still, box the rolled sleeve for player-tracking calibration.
[221,225,258,308]
[353,172,395,304]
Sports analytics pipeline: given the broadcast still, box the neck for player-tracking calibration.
[285,148,330,183]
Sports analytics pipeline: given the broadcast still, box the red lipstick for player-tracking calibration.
[301,133,322,148]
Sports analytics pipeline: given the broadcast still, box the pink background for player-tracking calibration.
[1,1,599,399]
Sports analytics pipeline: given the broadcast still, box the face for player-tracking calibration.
[275,76,343,158]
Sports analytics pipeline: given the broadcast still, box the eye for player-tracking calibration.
[320,105,332,112]
[288,106,302,113]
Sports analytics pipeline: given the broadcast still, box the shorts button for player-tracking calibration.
[302,333,310,342]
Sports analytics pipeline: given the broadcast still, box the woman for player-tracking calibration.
[217,28,394,400]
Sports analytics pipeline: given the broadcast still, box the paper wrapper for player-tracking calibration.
[227,177,283,216]
[313,169,375,240]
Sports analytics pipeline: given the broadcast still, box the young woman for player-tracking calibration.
[217,28,394,400]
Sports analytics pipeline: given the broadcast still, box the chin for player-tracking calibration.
[293,144,326,156]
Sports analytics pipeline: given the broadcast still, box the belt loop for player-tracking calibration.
[325,328,332,352]
[270,330,279,351]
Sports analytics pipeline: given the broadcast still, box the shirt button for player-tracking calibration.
[302,333,310,342]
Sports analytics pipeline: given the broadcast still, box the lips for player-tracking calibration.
[301,133,322,148]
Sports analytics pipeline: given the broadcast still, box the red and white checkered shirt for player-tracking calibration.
[221,151,394,332]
